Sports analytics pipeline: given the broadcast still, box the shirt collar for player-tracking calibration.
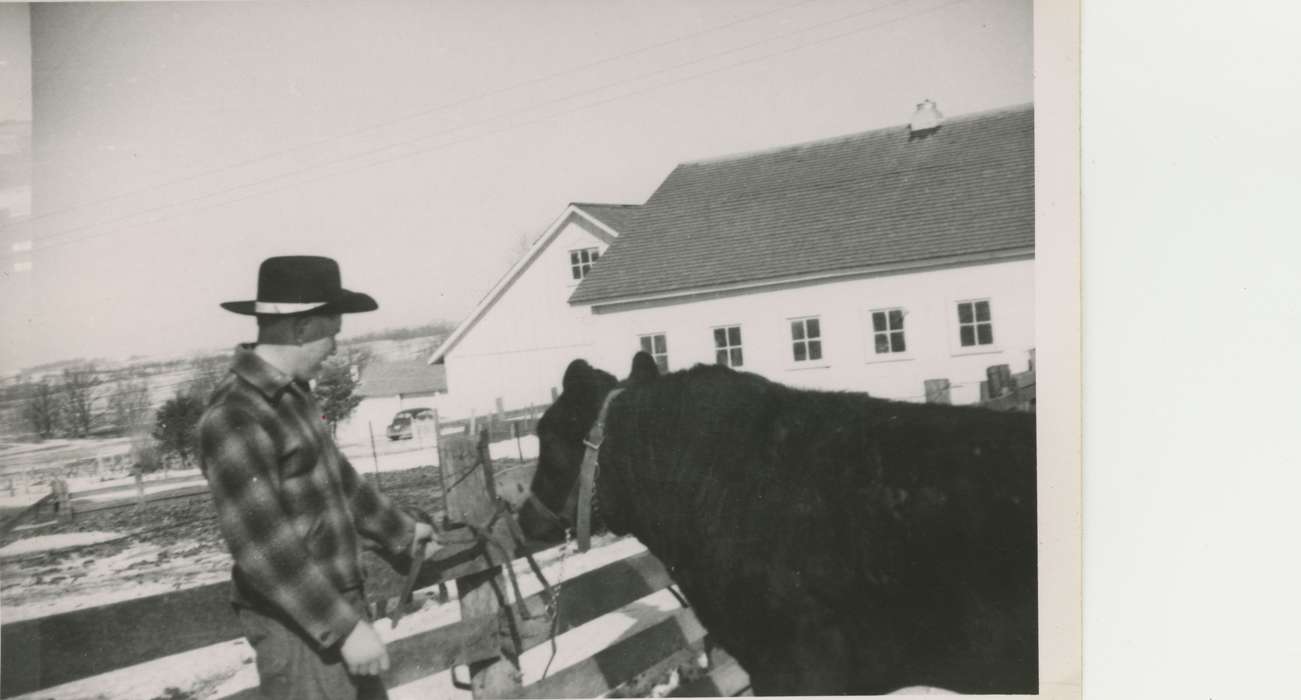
[231,344,298,401]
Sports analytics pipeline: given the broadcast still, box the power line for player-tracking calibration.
[13,0,953,257]
[8,0,821,231]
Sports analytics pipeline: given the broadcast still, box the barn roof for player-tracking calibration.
[357,360,447,397]
[569,104,1034,305]
[572,203,642,235]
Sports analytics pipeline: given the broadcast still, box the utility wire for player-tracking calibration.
[7,0,822,231]
[12,0,965,258]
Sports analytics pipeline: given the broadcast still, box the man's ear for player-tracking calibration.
[628,351,660,384]
[291,315,313,344]
[561,359,593,393]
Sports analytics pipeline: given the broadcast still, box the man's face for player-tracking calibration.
[296,314,342,379]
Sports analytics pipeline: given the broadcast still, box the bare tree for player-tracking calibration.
[109,378,153,434]
[60,366,103,438]
[22,380,62,440]
[187,353,231,402]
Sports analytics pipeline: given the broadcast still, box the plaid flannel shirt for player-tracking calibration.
[199,345,415,649]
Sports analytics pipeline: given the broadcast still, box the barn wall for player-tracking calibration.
[440,217,610,418]
[588,257,1034,404]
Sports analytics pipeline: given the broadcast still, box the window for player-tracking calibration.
[957,299,995,347]
[871,309,907,354]
[569,248,600,280]
[713,325,744,368]
[638,333,669,373]
[790,317,823,363]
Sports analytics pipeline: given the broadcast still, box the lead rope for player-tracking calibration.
[540,526,574,679]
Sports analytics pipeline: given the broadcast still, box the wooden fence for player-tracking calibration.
[0,431,749,699]
[2,360,1036,698]
[925,359,1036,413]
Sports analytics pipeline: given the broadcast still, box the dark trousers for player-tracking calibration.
[236,601,389,700]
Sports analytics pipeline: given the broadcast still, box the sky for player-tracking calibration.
[0,0,1031,374]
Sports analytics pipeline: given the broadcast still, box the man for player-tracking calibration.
[199,256,435,699]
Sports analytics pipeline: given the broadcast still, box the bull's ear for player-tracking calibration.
[562,359,593,392]
[628,351,659,384]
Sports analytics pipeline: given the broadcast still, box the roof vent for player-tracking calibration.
[909,99,943,138]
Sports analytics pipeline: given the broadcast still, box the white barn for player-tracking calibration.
[432,103,1034,414]
[428,203,638,418]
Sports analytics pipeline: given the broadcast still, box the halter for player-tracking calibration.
[570,387,624,552]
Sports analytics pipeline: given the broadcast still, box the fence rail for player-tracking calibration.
[0,434,750,699]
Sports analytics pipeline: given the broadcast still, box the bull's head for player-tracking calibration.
[516,352,659,544]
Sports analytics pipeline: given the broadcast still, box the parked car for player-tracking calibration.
[386,408,435,441]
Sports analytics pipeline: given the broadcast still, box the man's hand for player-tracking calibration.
[340,620,389,676]
[413,521,437,554]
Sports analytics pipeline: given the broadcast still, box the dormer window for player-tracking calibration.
[570,248,600,280]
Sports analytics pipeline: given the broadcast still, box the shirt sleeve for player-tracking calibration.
[337,450,416,558]
[199,406,361,649]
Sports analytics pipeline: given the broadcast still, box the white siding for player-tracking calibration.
[586,258,1034,405]
[440,219,610,417]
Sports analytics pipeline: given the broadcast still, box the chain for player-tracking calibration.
[540,526,575,679]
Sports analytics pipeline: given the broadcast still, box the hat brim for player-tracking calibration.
[220,289,379,316]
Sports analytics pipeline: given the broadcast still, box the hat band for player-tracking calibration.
[254,301,329,314]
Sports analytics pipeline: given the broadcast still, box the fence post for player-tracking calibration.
[443,429,523,697]
[924,379,952,404]
[368,421,381,487]
[986,364,1013,398]
[494,398,504,439]
[134,468,146,510]
[53,478,72,523]
[512,422,522,462]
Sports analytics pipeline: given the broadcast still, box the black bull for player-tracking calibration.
[518,353,1037,695]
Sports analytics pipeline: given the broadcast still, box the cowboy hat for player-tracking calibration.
[220,256,378,316]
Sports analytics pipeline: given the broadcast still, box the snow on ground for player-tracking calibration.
[0,531,127,559]
[0,537,232,624]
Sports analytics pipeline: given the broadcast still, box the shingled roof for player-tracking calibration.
[357,360,447,397]
[573,203,642,234]
[569,104,1034,305]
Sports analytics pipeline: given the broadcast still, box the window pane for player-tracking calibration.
[975,300,990,322]
[888,309,903,330]
[571,266,582,280]
[791,320,805,341]
[809,341,822,360]
[640,337,653,353]
[654,335,666,354]
[875,333,890,354]
[958,302,973,324]
[794,343,807,362]
[656,357,669,373]
[731,348,743,366]
[977,323,993,345]
[716,349,728,365]
[728,326,741,345]
[891,332,906,352]
[714,328,726,347]
[960,326,975,346]
[807,318,820,338]
[590,250,600,262]
[872,311,886,332]
[570,251,580,265]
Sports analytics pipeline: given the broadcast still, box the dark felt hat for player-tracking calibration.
[220,256,378,316]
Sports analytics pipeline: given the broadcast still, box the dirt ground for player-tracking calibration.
[0,464,526,623]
